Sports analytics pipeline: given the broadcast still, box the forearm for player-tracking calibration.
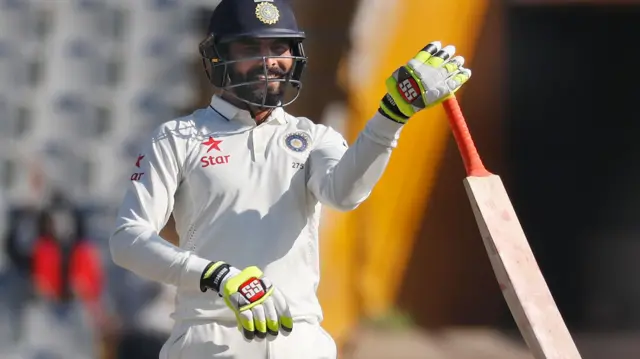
[313,113,403,210]
[109,223,210,290]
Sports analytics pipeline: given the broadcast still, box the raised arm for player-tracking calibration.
[306,113,403,211]
[307,41,472,212]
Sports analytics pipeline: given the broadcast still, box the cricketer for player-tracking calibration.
[109,0,472,357]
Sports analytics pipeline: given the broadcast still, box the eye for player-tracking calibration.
[271,42,291,55]
[240,45,260,56]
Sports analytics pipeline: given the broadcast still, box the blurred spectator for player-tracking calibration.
[19,190,104,359]
[31,198,103,318]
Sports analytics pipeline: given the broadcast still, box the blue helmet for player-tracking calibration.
[199,0,308,108]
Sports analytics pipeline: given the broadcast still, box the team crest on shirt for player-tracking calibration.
[282,131,311,154]
[255,1,279,25]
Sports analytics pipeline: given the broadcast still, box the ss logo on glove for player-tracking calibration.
[240,278,266,302]
[398,78,420,102]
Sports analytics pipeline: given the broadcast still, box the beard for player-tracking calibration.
[227,64,289,107]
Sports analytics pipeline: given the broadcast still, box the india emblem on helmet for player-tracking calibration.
[255,2,280,25]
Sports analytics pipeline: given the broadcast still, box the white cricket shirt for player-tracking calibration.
[110,95,403,323]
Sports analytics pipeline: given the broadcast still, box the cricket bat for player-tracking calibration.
[442,97,582,359]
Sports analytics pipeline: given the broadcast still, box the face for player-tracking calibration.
[226,38,294,107]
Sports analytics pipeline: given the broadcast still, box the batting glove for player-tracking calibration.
[200,261,293,340]
[379,41,472,124]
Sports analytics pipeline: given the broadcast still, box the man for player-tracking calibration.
[109,0,471,358]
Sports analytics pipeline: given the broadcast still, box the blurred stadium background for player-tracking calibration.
[1,0,640,358]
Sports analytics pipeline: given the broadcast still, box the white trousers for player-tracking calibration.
[159,318,337,359]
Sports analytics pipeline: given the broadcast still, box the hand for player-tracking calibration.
[379,41,472,124]
[200,261,293,340]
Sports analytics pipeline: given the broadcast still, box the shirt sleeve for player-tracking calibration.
[109,123,210,290]
[307,112,404,211]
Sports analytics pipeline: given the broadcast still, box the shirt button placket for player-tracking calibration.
[252,127,266,162]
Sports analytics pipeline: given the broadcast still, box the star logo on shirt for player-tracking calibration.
[203,137,223,153]
[135,154,145,168]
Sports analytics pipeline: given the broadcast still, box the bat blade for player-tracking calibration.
[464,174,582,359]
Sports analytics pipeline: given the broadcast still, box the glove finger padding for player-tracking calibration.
[427,45,456,67]
[446,68,472,95]
[251,304,268,339]
[415,45,468,106]
[443,56,465,75]
[262,296,280,336]
[238,306,256,340]
[223,291,256,340]
[413,41,441,64]
[270,286,294,334]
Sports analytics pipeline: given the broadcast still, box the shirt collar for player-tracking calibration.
[210,95,287,126]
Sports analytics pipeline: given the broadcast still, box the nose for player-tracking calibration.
[264,56,279,70]
[259,44,279,68]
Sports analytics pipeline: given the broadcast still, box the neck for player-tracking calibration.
[221,92,273,124]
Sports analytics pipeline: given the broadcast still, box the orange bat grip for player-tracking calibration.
[442,97,491,177]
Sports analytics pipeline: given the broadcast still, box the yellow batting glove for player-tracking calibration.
[379,41,472,124]
[200,261,293,341]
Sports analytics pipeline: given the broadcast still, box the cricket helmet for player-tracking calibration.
[199,0,308,108]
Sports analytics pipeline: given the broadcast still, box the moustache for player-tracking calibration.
[246,66,288,81]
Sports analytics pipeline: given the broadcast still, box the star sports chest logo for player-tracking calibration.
[201,137,230,168]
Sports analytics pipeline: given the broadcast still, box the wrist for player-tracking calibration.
[200,261,233,293]
[379,93,409,124]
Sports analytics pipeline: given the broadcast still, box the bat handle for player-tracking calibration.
[442,97,492,177]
